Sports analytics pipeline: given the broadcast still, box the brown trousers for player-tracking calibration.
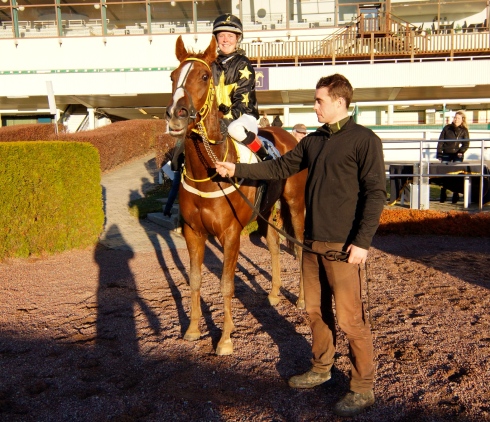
[302,241,374,393]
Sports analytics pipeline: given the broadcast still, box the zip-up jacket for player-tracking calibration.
[437,123,470,156]
[233,118,387,249]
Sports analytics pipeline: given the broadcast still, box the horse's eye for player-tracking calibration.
[202,74,209,82]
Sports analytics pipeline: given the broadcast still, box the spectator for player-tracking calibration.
[215,73,386,417]
[436,110,470,203]
[291,123,308,142]
[259,112,271,127]
[163,141,184,217]
[271,115,283,127]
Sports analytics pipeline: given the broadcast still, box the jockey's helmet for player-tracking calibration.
[213,14,243,41]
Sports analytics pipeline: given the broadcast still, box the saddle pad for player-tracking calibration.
[258,136,281,160]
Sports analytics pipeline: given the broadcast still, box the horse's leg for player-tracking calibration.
[216,231,240,356]
[265,217,282,306]
[183,227,206,341]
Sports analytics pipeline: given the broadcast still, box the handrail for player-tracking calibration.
[242,30,490,65]
[383,138,489,211]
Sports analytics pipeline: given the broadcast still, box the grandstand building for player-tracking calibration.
[1,0,489,143]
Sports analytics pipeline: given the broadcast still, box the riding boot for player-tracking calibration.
[242,131,273,161]
[440,187,447,203]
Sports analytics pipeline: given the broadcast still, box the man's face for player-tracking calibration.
[313,87,344,124]
[217,32,238,54]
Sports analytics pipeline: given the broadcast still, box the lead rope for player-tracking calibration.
[223,173,349,262]
[360,263,373,328]
[197,121,220,164]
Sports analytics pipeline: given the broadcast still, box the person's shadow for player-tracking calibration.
[94,224,161,364]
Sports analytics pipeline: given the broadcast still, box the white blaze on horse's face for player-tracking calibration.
[168,62,193,119]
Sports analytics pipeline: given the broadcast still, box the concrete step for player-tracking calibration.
[147,205,181,231]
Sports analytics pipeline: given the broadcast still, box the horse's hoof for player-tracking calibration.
[184,330,201,341]
[268,294,280,306]
[296,299,306,310]
[216,342,233,356]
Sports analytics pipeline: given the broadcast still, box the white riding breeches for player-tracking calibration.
[228,114,258,142]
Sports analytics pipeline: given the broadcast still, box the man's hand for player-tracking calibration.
[215,161,236,177]
[346,244,368,265]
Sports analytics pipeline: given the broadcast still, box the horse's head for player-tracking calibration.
[166,36,218,138]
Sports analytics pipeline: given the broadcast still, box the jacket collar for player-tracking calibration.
[328,116,351,134]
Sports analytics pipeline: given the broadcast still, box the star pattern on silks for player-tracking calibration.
[216,72,236,118]
[241,92,250,107]
[238,66,252,80]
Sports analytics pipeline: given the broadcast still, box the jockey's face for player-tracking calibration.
[216,31,238,55]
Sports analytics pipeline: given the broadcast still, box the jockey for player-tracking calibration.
[211,13,272,161]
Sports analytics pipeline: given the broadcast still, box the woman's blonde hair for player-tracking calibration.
[454,110,468,129]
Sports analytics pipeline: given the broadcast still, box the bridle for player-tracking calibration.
[176,57,237,186]
[177,57,215,122]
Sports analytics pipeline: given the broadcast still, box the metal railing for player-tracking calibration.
[383,139,489,211]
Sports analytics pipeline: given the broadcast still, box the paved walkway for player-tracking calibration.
[98,154,187,252]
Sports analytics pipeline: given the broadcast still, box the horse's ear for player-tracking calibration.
[203,36,218,64]
[175,36,188,62]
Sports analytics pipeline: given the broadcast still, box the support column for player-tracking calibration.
[88,108,96,130]
[283,106,290,127]
[12,0,20,38]
[387,104,394,125]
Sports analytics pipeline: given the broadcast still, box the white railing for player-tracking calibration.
[383,139,490,210]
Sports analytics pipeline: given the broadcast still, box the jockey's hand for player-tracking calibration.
[215,161,235,178]
[346,244,368,265]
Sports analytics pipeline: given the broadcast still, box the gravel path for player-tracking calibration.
[0,234,489,421]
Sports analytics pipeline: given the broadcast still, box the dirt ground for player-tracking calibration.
[0,233,489,422]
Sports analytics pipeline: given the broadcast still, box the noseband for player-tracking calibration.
[178,58,215,122]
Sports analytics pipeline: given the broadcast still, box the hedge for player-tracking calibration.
[378,209,490,237]
[0,141,104,259]
[0,120,167,173]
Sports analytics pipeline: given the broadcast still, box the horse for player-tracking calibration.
[165,35,307,356]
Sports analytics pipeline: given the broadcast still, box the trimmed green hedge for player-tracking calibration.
[0,141,104,259]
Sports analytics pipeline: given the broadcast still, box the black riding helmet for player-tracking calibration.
[212,14,243,42]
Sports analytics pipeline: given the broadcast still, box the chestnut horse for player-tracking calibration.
[165,36,306,355]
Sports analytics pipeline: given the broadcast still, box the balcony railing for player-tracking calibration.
[243,30,490,65]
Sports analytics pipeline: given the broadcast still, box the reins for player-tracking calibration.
[223,174,349,262]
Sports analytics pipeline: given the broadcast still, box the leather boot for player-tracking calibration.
[440,187,447,203]
[333,390,375,417]
[288,369,331,388]
[242,131,272,161]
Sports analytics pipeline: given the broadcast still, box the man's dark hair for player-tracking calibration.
[316,74,353,107]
